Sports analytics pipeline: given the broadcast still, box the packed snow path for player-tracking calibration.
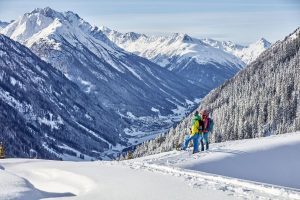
[137,132,300,189]
[1,132,300,200]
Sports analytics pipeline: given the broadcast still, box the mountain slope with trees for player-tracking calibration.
[0,34,129,160]
[130,28,300,158]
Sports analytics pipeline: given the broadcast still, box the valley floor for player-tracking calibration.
[1,132,300,200]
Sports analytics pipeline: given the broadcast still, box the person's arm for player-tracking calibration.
[199,120,204,136]
[196,121,199,132]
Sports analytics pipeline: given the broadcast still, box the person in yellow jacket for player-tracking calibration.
[181,111,203,153]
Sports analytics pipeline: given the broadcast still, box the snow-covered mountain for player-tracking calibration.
[101,27,245,89]
[0,34,128,160]
[203,37,271,64]
[1,132,300,200]
[1,8,207,148]
[0,21,9,30]
[131,27,300,158]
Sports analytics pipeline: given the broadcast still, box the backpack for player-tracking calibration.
[208,118,214,132]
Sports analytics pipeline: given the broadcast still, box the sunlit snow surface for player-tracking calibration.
[1,132,300,200]
[202,38,271,64]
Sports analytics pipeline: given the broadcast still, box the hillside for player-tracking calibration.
[131,27,300,158]
[0,21,9,30]
[0,34,127,160]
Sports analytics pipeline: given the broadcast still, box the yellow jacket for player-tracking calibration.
[191,115,201,136]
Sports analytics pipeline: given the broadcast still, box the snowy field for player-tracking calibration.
[1,132,300,200]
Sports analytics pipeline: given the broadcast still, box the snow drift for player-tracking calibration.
[1,132,300,200]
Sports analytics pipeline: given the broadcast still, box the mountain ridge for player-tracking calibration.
[101,27,245,90]
[202,37,271,64]
[101,26,271,66]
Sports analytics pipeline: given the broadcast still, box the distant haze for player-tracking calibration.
[0,0,299,45]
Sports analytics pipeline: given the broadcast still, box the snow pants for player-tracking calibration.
[200,132,209,151]
[182,133,200,153]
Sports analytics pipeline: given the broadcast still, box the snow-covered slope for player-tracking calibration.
[203,38,271,64]
[232,38,271,64]
[101,27,244,89]
[1,132,300,200]
[0,34,127,160]
[137,132,300,190]
[0,21,9,31]
[1,7,206,149]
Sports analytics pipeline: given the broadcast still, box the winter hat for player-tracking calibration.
[194,111,199,116]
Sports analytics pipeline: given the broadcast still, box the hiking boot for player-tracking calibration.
[206,142,209,150]
[200,140,204,151]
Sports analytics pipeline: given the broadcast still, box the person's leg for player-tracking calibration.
[182,135,191,150]
[200,140,204,151]
[203,133,209,150]
[192,134,200,153]
[200,133,204,151]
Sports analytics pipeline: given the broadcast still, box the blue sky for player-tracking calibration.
[0,0,299,44]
